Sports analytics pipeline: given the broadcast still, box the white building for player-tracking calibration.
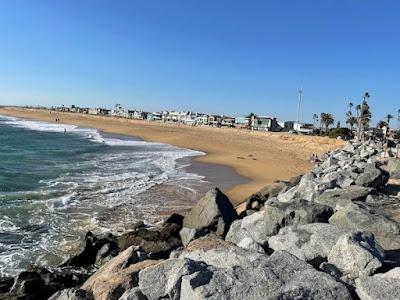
[147,112,162,121]
[251,116,279,131]
[89,108,100,115]
[127,110,145,119]
[112,104,129,118]
[221,116,235,127]
[182,112,197,125]
[293,122,314,134]
[195,114,209,125]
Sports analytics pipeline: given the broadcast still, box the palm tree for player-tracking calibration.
[355,104,361,118]
[357,92,371,140]
[346,116,357,131]
[385,114,393,138]
[348,102,354,114]
[386,114,393,128]
[386,114,393,139]
[377,120,388,129]
[346,111,352,129]
[320,112,334,132]
[312,114,318,129]
[246,113,256,130]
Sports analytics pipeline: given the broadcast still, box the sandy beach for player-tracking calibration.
[0,107,345,204]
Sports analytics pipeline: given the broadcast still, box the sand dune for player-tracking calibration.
[0,107,345,204]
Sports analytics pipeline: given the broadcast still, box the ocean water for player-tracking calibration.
[0,115,210,276]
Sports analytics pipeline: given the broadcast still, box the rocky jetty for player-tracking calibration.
[2,140,400,299]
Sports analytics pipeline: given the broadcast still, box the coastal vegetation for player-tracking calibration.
[311,92,400,142]
[320,112,335,132]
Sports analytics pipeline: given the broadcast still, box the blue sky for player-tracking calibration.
[0,0,399,124]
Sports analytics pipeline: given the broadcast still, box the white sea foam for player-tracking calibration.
[0,114,204,153]
[0,217,20,231]
[2,115,207,211]
[0,114,209,276]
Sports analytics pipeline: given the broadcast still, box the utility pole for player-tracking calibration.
[397,109,400,130]
[296,89,302,125]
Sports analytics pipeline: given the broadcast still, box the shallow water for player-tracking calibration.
[0,115,215,276]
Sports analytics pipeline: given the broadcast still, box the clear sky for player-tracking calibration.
[0,0,399,124]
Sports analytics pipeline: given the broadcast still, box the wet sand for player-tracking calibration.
[0,107,345,204]
[184,159,249,191]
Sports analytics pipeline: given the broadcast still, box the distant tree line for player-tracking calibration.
[315,92,399,140]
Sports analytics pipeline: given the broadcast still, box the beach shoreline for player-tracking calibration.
[0,107,345,204]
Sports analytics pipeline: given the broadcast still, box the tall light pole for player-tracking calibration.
[296,89,302,125]
[397,109,400,130]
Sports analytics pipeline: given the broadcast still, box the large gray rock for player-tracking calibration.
[178,237,267,269]
[233,199,334,245]
[138,258,207,300]
[356,268,400,300]
[183,188,238,236]
[245,181,292,210]
[339,177,356,188]
[224,219,264,252]
[367,155,379,164]
[338,158,354,169]
[321,165,340,174]
[268,223,349,264]
[329,202,400,250]
[179,227,207,247]
[237,237,265,253]
[278,172,322,202]
[315,186,373,209]
[319,262,344,281]
[118,287,146,300]
[322,171,343,185]
[354,161,368,170]
[355,163,389,188]
[260,180,294,198]
[343,143,356,154]
[360,148,378,159]
[81,247,159,300]
[224,219,247,244]
[180,250,352,300]
[321,157,339,169]
[48,289,93,300]
[377,267,400,279]
[328,230,384,279]
[387,158,400,179]
[276,185,299,203]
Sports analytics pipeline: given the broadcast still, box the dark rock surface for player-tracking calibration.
[61,232,119,268]
[118,223,182,259]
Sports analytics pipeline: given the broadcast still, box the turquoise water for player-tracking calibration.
[0,115,207,276]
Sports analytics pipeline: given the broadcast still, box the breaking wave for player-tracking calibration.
[0,115,208,276]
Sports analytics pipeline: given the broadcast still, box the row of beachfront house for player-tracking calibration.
[51,104,312,133]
